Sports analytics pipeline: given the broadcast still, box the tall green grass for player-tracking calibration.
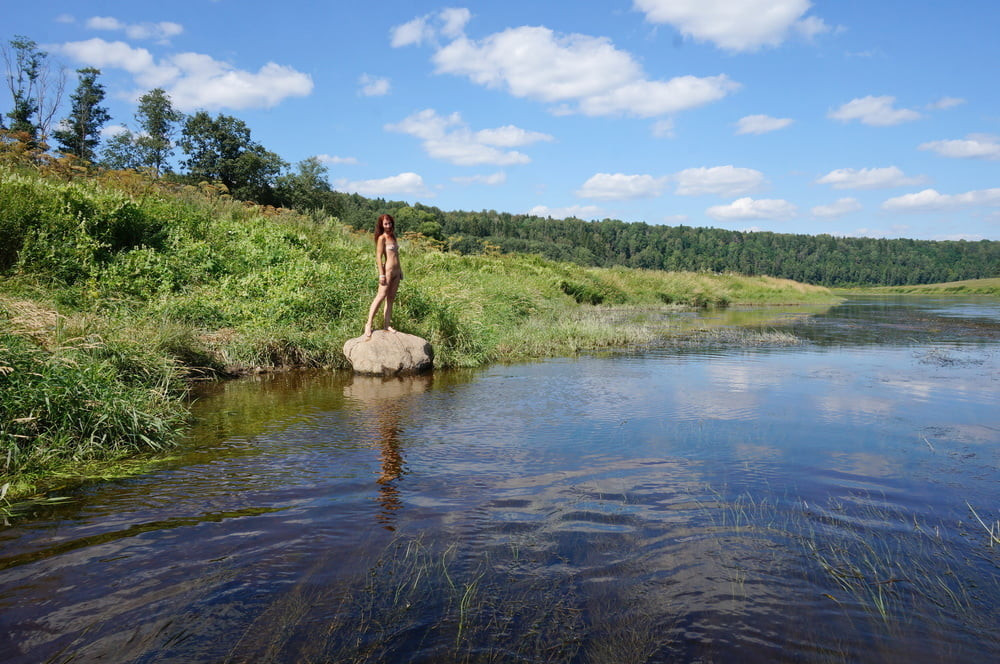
[0,160,837,499]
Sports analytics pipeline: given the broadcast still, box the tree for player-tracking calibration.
[53,68,110,162]
[178,111,287,203]
[101,129,143,170]
[2,35,66,147]
[276,156,331,211]
[134,88,182,174]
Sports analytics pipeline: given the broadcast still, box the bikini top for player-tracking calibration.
[385,243,398,252]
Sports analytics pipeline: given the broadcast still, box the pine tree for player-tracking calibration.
[54,68,110,162]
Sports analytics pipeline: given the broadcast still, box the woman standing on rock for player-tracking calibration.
[364,213,403,339]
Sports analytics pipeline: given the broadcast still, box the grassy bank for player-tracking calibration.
[841,277,1000,296]
[1,160,836,502]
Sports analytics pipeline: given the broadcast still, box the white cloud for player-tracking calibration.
[816,166,927,190]
[528,204,603,220]
[828,95,921,126]
[333,172,429,197]
[652,118,675,138]
[919,134,1000,160]
[386,109,552,166]
[474,125,553,147]
[56,14,75,24]
[439,8,472,38]
[675,166,765,197]
[576,173,669,200]
[401,14,738,118]
[795,15,831,40]
[706,197,797,221]
[100,124,130,138]
[391,9,471,47]
[927,96,965,110]
[167,56,313,110]
[359,74,390,97]
[882,188,1000,213]
[452,172,507,185]
[58,39,178,86]
[390,17,436,48]
[812,198,862,218]
[316,154,359,165]
[86,16,183,42]
[57,38,313,110]
[735,114,793,135]
[633,0,829,52]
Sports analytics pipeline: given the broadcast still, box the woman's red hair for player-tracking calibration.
[374,214,394,243]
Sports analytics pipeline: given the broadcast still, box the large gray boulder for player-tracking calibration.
[343,330,433,375]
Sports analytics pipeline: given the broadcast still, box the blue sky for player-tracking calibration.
[6,1,1000,240]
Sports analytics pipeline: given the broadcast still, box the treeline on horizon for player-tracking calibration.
[3,34,997,289]
[324,197,999,288]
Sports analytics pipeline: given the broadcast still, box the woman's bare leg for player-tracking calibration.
[365,286,388,338]
[383,278,400,331]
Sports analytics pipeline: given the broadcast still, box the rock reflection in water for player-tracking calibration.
[343,374,432,529]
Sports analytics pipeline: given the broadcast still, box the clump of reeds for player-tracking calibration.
[0,322,187,498]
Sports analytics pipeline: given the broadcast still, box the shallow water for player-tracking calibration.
[1,296,998,663]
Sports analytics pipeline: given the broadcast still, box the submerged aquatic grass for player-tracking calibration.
[165,487,1000,663]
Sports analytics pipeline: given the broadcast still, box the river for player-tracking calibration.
[1,296,998,663]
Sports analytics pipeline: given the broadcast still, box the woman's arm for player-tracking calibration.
[375,235,386,284]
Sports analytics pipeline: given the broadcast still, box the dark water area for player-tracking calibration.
[1,296,998,663]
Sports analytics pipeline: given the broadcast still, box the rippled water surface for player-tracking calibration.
[1,296,998,663]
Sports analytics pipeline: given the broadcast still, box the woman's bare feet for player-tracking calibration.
[363,324,373,340]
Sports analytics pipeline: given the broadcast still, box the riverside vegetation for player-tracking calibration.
[0,157,836,503]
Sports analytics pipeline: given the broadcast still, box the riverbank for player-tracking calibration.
[838,277,1000,297]
[1,161,837,504]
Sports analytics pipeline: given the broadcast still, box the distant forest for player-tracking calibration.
[328,193,999,288]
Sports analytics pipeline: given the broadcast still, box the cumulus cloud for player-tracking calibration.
[816,166,927,190]
[386,109,552,166]
[633,0,830,52]
[452,172,507,185]
[333,172,429,197]
[706,197,797,221]
[396,12,738,118]
[316,154,359,165]
[86,16,183,42]
[674,165,765,196]
[57,38,313,110]
[735,114,793,135]
[881,188,1000,212]
[528,204,603,220]
[919,134,1000,160]
[576,173,670,200]
[812,198,862,218]
[828,95,920,126]
[359,74,390,96]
